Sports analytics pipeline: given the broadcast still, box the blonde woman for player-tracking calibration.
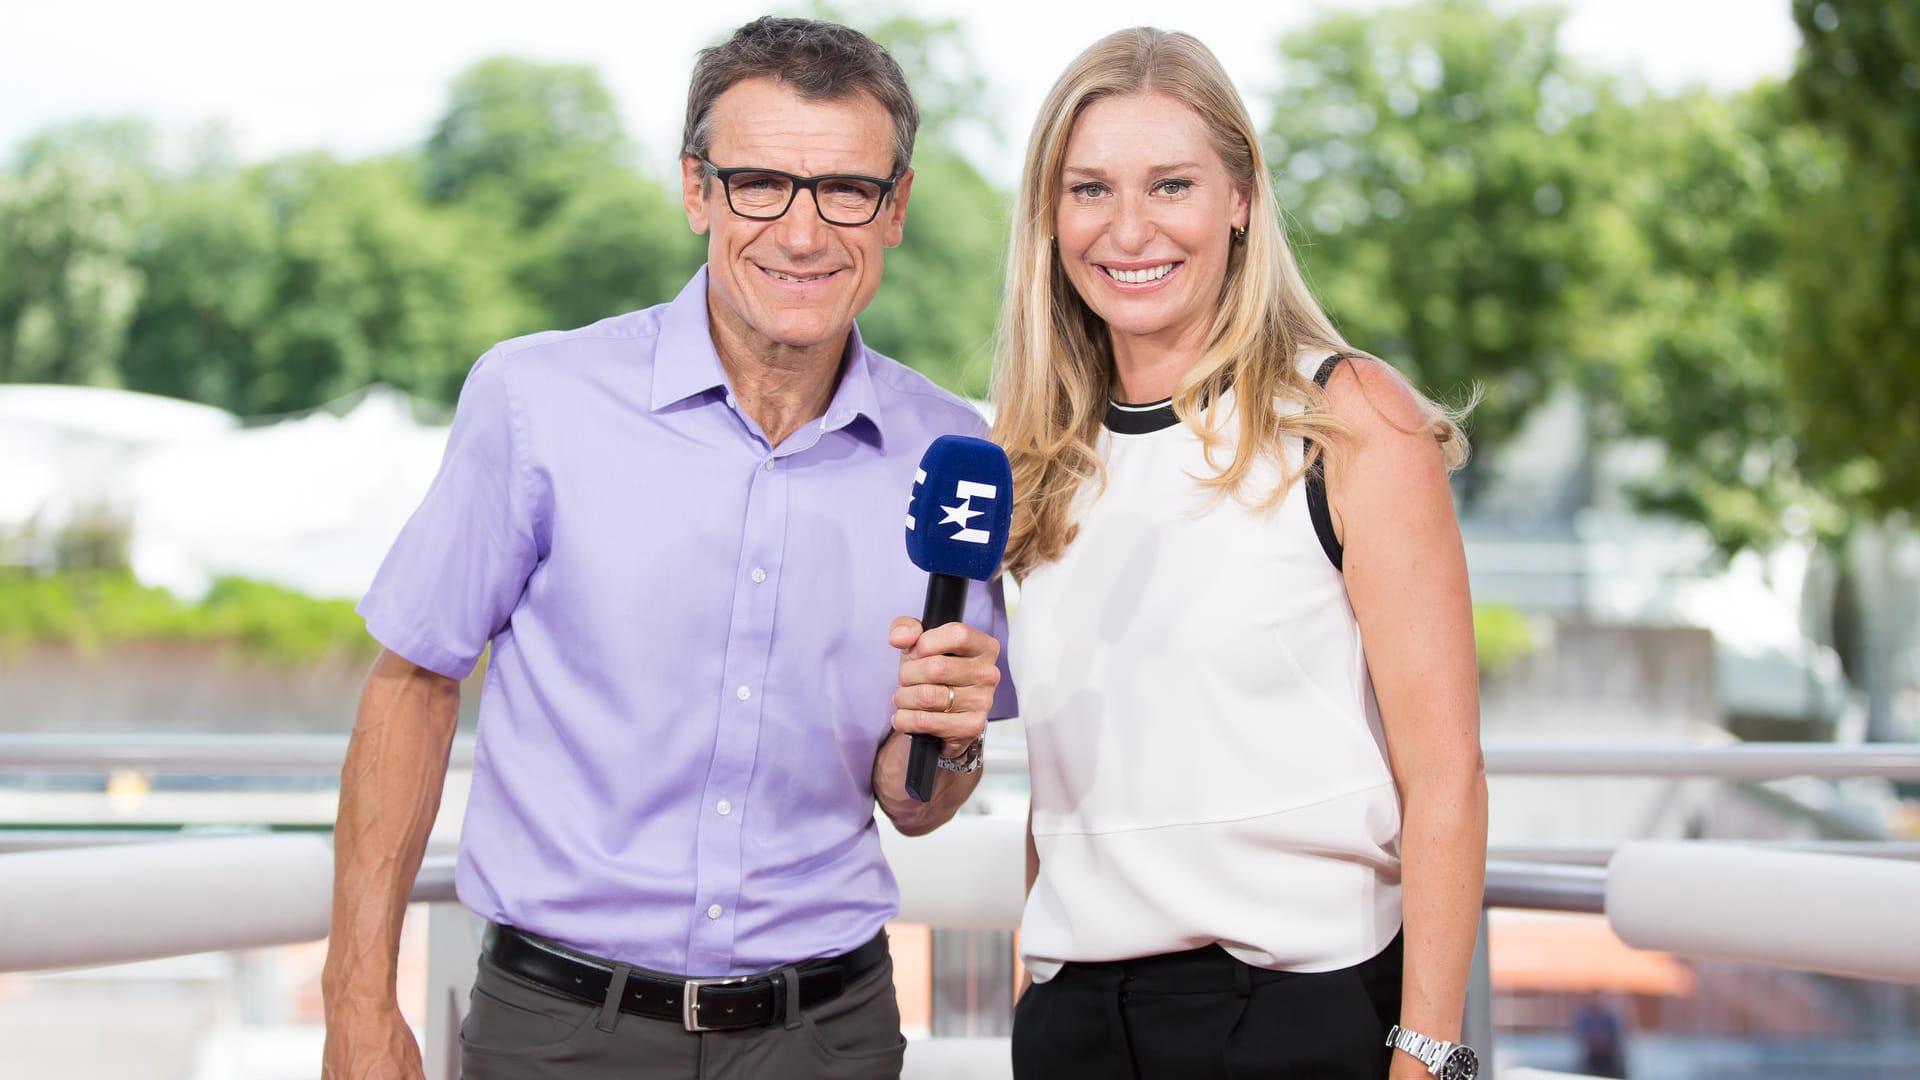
[995,28,1486,1080]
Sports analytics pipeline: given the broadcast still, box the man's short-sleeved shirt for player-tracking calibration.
[358,267,1017,976]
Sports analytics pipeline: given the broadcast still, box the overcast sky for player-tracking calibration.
[2,0,1801,182]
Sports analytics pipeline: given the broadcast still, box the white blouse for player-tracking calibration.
[1014,352,1403,981]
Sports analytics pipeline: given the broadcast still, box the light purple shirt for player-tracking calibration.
[359,268,1016,976]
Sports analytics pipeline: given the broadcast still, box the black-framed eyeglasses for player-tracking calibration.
[698,159,899,227]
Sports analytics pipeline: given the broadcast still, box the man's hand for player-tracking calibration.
[888,616,998,756]
[320,998,424,1080]
[872,616,999,834]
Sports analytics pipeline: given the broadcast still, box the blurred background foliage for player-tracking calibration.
[1,0,1914,552]
[0,571,376,664]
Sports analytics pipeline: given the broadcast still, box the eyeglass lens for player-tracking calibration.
[725,171,886,224]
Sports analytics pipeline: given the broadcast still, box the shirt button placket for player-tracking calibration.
[691,449,784,972]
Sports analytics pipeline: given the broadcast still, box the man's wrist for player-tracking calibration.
[936,733,984,772]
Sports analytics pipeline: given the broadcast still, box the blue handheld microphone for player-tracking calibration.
[902,434,1014,802]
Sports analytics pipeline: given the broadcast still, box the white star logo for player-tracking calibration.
[940,499,983,529]
[942,479,997,544]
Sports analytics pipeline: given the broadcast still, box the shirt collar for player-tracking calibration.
[650,266,887,447]
[650,267,731,411]
[821,323,886,447]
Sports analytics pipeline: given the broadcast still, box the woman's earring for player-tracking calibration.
[1233,226,1247,243]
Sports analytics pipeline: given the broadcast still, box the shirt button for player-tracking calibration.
[716,799,732,816]
[707,904,723,920]
[736,685,751,701]
[751,568,767,584]
[762,457,775,471]
[725,394,738,408]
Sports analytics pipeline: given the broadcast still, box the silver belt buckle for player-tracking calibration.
[681,975,751,1032]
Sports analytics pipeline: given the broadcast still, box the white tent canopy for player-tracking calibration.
[3,384,444,600]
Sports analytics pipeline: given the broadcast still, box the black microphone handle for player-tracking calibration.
[906,572,972,802]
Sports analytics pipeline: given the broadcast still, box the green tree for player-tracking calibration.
[1781,0,1920,517]
[1578,87,1847,553]
[1263,0,1609,466]
[118,173,279,407]
[423,57,629,229]
[244,154,533,411]
[854,146,1006,396]
[0,122,154,386]
[423,56,707,338]
[523,169,705,332]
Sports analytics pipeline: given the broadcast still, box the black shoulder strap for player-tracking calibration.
[1304,353,1345,572]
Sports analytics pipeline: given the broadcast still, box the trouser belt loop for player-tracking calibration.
[781,966,804,1030]
[599,963,634,1033]
[1231,956,1252,998]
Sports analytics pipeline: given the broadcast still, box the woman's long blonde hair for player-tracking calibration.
[991,27,1469,580]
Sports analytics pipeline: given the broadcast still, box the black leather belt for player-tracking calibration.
[481,923,889,1032]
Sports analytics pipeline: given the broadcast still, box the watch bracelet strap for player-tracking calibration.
[1386,1024,1451,1073]
[936,733,984,772]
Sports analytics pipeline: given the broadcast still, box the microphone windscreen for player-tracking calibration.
[905,435,1013,581]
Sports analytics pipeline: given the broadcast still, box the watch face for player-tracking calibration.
[1439,1046,1479,1080]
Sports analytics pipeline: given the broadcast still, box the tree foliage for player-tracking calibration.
[423,57,630,228]
[1265,0,1605,458]
[0,123,152,387]
[522,168,705,333]
[0,33,1012,411]
[0,570,376,664]
[117,171,280,406]
[0,4,1912,560]
[855,147,1006,396]
[1582,87,1848,551]
[248,155,534,411]
[1781,0,1920,518]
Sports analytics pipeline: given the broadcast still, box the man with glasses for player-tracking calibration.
[321,16,1016,1080]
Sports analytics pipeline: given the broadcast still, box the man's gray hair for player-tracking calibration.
[683,16,920,179]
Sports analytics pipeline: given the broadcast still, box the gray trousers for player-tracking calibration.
[459,949,906,1080]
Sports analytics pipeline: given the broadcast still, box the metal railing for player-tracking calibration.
[8,733,1920,779]
[5,736,1920,1080]
[0,732,478,773]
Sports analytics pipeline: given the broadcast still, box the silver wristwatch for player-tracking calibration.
[1386,1025,1479,1080]
[935,734,984,774]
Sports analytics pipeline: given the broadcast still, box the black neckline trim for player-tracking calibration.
[1104,396,1180,434]
[1099,355,1346,573]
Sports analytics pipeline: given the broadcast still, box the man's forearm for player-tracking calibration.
[872,729,983,836]
[322,651,460,1006]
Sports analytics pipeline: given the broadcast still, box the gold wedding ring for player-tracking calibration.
[945,685,957,712]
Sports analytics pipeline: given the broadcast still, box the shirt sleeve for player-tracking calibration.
[357,350,539,680]
[976,572,1020,721]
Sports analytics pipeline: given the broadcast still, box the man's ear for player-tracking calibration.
[882,168,914,249]
[681,155,711,235]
